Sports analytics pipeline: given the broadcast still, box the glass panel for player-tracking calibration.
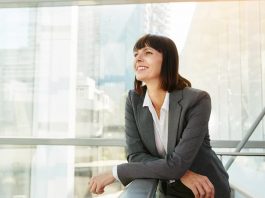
[0,1,265,198]
[0,145,126,198]
[0,1,264,140]
[214,148,264,198]
[228,155,265,198]
[0,8,35,137]
[0,145,264,198]
[0,146,32,198]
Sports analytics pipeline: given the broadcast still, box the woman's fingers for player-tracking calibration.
[197,176,214,198]
[195,182,206,198]
[89,179,104,194]
[95,182,105,194]
[202,177,215,198]
[196,176,214,198]
[193,178,213,198]
[180,170,215,198]
[88,171,116,194]
[190,186,199,198]
[90,182,97,194]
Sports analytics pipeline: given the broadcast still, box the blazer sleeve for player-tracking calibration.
[125,90,160,163]
[118,91,211,186]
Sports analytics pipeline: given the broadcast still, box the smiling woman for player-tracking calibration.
[134,46,163,88]
[1,1,265,198]
[88,34,230,198]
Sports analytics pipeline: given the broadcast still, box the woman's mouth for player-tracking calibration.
[137,66,148,71]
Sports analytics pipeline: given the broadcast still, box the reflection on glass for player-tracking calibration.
[0,2,264,140]
[0,1,264,197]
[0,146,126,198]
[0,146,32,198]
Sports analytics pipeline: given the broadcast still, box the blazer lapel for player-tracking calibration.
[137,93,159,157]
[167,90,183,154]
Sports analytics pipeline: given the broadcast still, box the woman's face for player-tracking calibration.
[134,46,163,85]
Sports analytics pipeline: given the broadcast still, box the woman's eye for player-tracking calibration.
[134,53,138,57]
[146,51,152,55]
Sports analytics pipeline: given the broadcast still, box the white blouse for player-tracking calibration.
[112,91,170,181]
[143,91,169,157]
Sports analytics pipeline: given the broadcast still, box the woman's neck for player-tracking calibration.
[146,84,166,111]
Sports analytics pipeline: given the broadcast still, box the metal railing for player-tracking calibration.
[0,138,264,198]
[117,150,265,198]
[225,107,265,170]
[118,107,265,198]
[0,138,264,148]
[0,108,264,198]
[119,179,158,198]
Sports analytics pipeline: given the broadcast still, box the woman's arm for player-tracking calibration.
[89,91,214,197]
[124,90,214,198]
[117,91,211,185]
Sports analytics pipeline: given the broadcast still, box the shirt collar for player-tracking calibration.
[143,91,169,111]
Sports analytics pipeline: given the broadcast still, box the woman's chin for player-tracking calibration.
[135,76,145,81]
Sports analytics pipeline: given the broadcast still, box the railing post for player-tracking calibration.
[225,107,265,170]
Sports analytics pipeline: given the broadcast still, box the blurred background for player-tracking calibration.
[0,0,264,197]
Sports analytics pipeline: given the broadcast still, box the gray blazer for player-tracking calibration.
[117,87,230,197]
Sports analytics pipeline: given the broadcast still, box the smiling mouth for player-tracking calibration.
[137,66,148,71]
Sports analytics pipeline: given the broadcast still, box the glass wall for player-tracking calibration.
[0,145,126,198]
[0,1,264,197]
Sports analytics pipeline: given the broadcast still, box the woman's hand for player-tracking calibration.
[88,171,116,194]
[180,170,215,198]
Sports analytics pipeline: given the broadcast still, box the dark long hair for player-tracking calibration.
[133,34,191,95]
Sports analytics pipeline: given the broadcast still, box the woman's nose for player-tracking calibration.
[135,54,143,62]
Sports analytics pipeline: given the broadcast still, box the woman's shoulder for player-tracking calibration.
[182,87,210,97]
[127,88,146,99]
[127,89,140,98]
[127,87,211,104]
[126,89,145,106]
[173,87,211,106]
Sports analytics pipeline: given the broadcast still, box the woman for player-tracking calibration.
[89,34,230,198]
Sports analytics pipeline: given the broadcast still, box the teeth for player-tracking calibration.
[138,66,148,71]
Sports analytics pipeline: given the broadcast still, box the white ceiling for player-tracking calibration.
[0,0,247,8]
